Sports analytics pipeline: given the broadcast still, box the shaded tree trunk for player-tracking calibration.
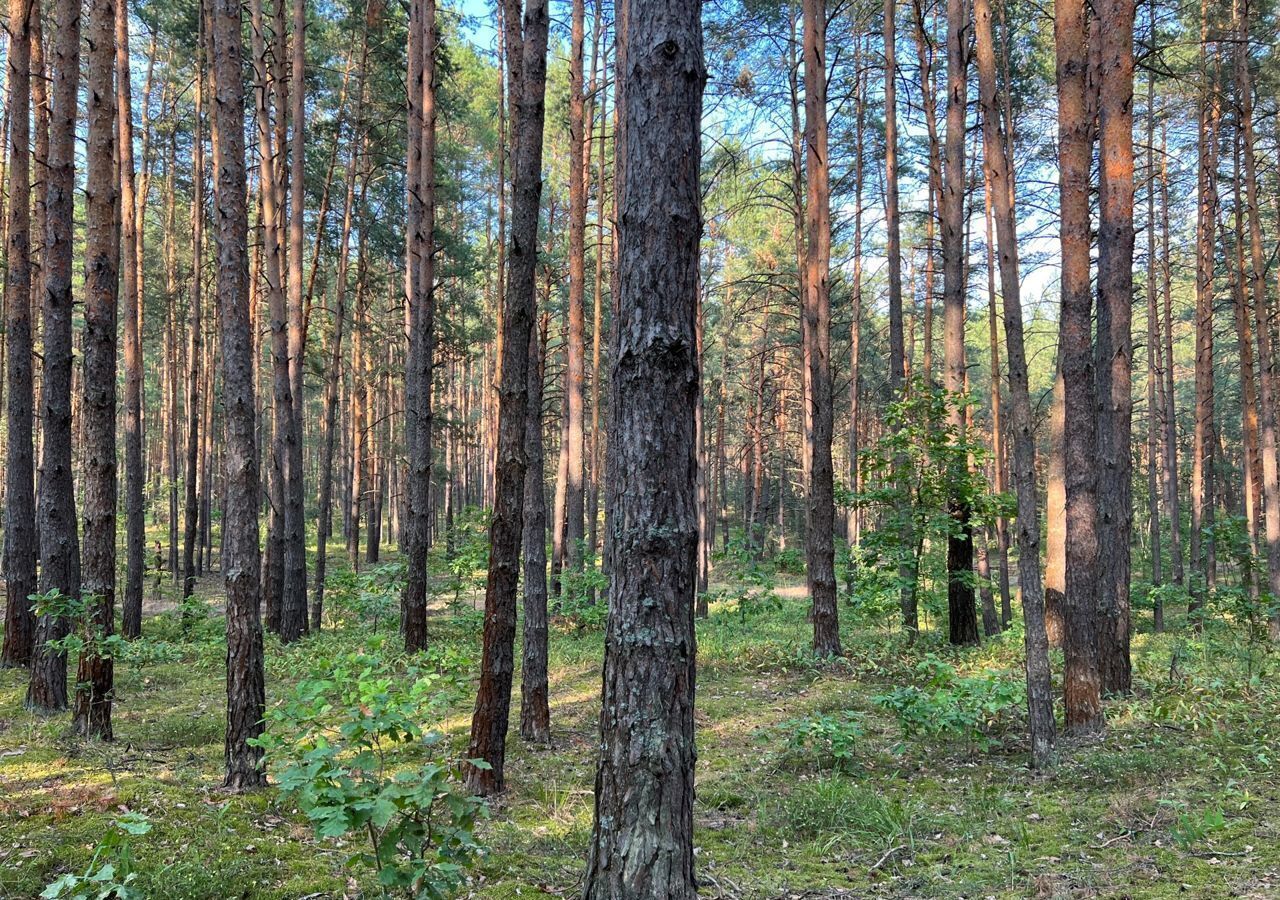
[74,0,120,738]
[1,0,38,670]
[466,0,550,796]
[520,316,551,742]
[211,0,267,790]
[803,0,840,657]
[1056,0,1103,734]
[29,0,83,713]
[581,0,704,891]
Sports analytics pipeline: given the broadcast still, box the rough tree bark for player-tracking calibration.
[402,0,437,653]
[1056,0,1104,734]
[119,0,145,639]
[1094,0,1135,695]
[581,0,705,891]
[941,0,977,646]
[974,0,1055,767]
[520,316,551,743]
[210,0,268,790]
[74,0,120,739]
[466,0,549,795]
[1,0,38,670]
[28,0,83,714]
[183,21,207,606]
[803,0,840,657]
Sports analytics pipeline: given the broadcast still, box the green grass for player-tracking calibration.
[4,556,1280,898]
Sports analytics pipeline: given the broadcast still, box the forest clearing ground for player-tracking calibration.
[2,555,1280,898]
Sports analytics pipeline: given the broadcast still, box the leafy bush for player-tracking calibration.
[254,639,486,899]
[326,562,405,633]
[875,655,1023,752]
[41,813,152,900]
[777,711,864,772]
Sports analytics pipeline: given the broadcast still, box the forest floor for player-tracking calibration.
[3,551,1280,899]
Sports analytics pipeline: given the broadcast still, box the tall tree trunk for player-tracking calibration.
[1235,0,1280,640]
[1,0,38,670]
[520,316,551,742]
[1159,123,1183,594]
[942,0,977,646]
[119,0,145,639]
[883,0,913,636]
[564,0,586,577]
[581,0,704,891]
[74,0,119,738]
[974,0,1055,767]
[183,24,207,606]
[1095,0,1135,695]
[28,0,83,713]
[314,35,367,628]
[466,0,549,796]
[1056,0,1103,734]
[210,0,267,790]
[803,0,840,657]
[401,0,436,652]
[1190,14,1219,622]
[1144,5,1163,626]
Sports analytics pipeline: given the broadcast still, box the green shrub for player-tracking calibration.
[253,638,486,899]
[777,711,864,772]
[41,813,152,900]
[875,655,1023,751]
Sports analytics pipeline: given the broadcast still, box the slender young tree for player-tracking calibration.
[74,0,120,739]
[582,0,705,891]
[974,0,1054,767]
[883,0,913,636]
[28,0,84,714]
[2,0,38,670]
[183,25,207,606]
[211,0,268,789]
[466,0,550,796]
[564,0,586,579]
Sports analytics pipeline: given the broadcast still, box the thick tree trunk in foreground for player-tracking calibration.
[803,0,840,658]
[2,0,38,670]
[466,0,550,796]
[975,0,1055,767]
[211,0,267,790]
[1056,0,1103,734]
[582,0,704,892]
[74,0,120,739]
[29,0,83,714]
